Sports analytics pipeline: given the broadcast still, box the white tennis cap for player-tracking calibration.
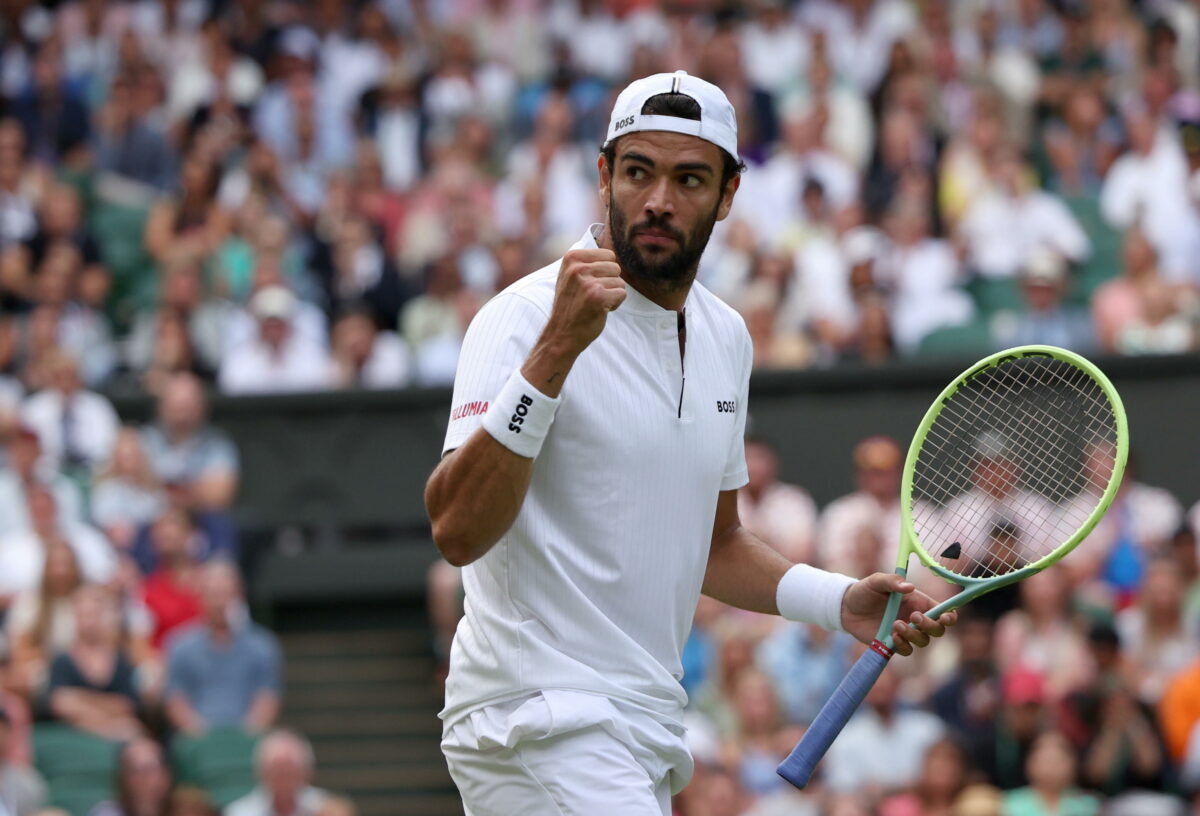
[604,70,739,161]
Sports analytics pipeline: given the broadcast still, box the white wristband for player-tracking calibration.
[481,370,561,459]
[776,564,857,632]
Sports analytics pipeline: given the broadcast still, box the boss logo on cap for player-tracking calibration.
[613,115,635,131]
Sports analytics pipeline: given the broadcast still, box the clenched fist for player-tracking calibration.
[520,248,626,398]
[544,248,627,355]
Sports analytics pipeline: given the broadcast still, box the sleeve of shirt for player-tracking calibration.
[164,638,195,703]
[253,632,284,695]
[442,292,550,456]
[202,432,240,476]
[720,326,752,491]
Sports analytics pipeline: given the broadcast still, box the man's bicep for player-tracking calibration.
[711,489,741,545]
[443,294,548,456]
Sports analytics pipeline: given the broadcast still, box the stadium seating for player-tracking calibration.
[170,728,259,808]
[33,724,119,816]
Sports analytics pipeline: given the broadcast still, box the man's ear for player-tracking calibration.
[597,152,611,211]
[716,173,741,222]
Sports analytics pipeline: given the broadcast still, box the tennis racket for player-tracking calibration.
[777,345,1129,788]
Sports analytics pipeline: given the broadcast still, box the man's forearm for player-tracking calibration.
[701,524,792,614]
[425,340,577,568]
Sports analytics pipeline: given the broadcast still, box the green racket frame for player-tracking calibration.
[875,344,1130,644]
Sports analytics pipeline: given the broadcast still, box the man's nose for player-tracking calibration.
[643,176,675,218]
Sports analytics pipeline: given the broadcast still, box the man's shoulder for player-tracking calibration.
[491,260,561,314]
[240,622,281,653]
[690,282,751,344]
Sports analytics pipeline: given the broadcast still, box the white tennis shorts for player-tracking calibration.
[441,689,693,816]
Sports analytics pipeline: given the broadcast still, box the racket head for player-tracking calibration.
[898,345,1129,585]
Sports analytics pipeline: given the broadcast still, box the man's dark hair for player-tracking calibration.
[601,92,746,189]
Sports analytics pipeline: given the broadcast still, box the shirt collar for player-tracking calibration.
[570,224,691,318]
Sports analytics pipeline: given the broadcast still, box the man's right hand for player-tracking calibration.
[521,248,625,399]
[545,248,626,355]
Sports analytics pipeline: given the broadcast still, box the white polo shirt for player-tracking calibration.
[441,225,752,731]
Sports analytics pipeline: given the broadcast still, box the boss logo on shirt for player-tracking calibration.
[508,394,534,433]
[716,400,736,413]
[613,115,635,131]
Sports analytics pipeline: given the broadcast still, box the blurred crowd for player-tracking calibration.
[0,0,1196,403]
[432,433,1200,815]
[0,370,354,815]
[2,0,1200,814]
[684,435,1200,816]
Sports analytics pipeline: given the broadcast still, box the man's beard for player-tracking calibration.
[608,192,720,291]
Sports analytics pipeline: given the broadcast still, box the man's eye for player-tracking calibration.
[681,174,701,188]
[628,167,646,180]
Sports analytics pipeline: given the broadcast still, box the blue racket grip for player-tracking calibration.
[776,641,892,788]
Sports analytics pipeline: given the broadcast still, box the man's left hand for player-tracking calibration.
[841,572,957,656]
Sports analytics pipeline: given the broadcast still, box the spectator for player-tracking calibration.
[1040,84,1120,198]
[994,569,1093,705]
[139,373,238,560]
[1002,731,1100,816]
[22,184,107,307]
[1160,649,1200,795]
[123,257,229,387]
[44,585,144,741]
[138,507,203,649]
[20,348,119,474]
[328,306,410,390]
[0,649,32,768]
[1100,105,1200,284]
[93,71,177,191]
[1092,228,1181,354]
[739,279,813,371]
[1067,447,1183,608]
[958,144,1090,280]
[876,197,975,353]
[88,737,173,816]
[0,121,38,248]
[164,561,281,736]
[929,430,1059,581]
[6,542,82,695]
[218,285,334,395]
[143,151,230,267]
[0,486,116,604]
[736,437,818,564]
[495,91,597,257]
[756,620,855,727]
[92,428,167,553]
[0,709,45,816]
[822,662,946,797]
[1066,623,1168,797]
[971,668,1052,791]
[166,17,264,126]
[719,668,798,800]
[313,216,407,330]
[0,425,84,536]
[10,40,91,165]
[878,737,971,816]
[224,729,329,816]
[820,435,903,577]
[25,244,119,388]
[990,249,1096,353]
[930,611,1002,735]
[1116,558,1199,705]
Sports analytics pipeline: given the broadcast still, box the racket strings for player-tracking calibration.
[909,355,1120,579]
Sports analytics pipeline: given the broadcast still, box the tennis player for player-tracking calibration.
[425,70,956,815]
